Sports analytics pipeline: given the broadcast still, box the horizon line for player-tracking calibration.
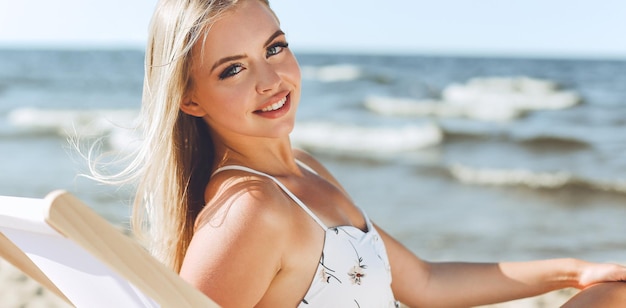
[0,43,624,61]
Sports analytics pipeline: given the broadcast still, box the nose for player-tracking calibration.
[255,62,281,94]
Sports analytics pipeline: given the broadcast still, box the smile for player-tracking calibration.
[260,96,287,112]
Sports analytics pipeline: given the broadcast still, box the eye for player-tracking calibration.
[266,42,289,58]
[219,64,244,80]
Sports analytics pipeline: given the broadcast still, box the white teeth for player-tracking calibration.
[261,97,287,112]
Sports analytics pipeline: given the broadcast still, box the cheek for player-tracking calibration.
[290,63,302,101]
[211,81,251,104]
[287,57,302,84]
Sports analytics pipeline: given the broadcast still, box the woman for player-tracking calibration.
[106,0,626,306]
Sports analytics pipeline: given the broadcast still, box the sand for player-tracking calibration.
[0,259,71,308]
[477,289,578,308]
[1,258,581,308]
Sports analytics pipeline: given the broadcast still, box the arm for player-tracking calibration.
[376,225,626,307]
[295,149,626,306]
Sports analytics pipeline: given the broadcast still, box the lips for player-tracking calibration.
[255,91,291,115]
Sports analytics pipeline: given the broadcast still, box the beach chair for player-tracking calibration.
[0,190,219,307]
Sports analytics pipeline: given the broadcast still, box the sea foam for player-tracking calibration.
[364,96,524,121]
[7,107,138,138]
[450,164,626,194]
[365,76,581,122]
[291,121,442,155]
[444,77,581,110]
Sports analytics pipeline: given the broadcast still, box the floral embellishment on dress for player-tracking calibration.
[346,240,367,285]
[348,264,366,285]
[318,252,341,284]
[319,265,342,284]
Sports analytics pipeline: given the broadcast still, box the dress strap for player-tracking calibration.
[211,164,329,230]
[295,159,317,175]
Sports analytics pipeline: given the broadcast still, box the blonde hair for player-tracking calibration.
[91,0,271,272]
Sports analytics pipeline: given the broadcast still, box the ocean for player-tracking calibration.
[1,49,625,263]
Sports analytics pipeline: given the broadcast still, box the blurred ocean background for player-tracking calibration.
[1,49,625,263]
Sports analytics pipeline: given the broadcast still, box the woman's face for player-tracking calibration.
[184,0,301,142]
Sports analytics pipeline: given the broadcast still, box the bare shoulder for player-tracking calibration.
[196,169,294,233]
[294,148,347,192]
[293,148,325,172]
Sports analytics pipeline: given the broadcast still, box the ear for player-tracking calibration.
[180,97,207,117]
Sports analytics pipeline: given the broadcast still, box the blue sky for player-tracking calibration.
[1,0,625,59]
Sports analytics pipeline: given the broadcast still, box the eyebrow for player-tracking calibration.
[210,30,285,73]
[263,30,285,48]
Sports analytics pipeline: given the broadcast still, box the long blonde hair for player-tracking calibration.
[91,0,270,272]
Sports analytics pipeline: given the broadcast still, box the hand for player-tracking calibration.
[577,261,626,289]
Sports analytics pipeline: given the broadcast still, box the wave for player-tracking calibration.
[443,76,581,110]
[5,108,444,156]
[301,64,362,82]
[517,135,590,150]
[439,125,592,149]
[291,121,443,155]
[364,76,581,122]
[449,164,626,194]
[364,96,525,122]
[7,107,138,138]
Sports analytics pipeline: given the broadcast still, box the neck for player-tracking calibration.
[212,133,301,176]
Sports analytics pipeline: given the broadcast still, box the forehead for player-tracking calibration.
[193,1,280,67]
